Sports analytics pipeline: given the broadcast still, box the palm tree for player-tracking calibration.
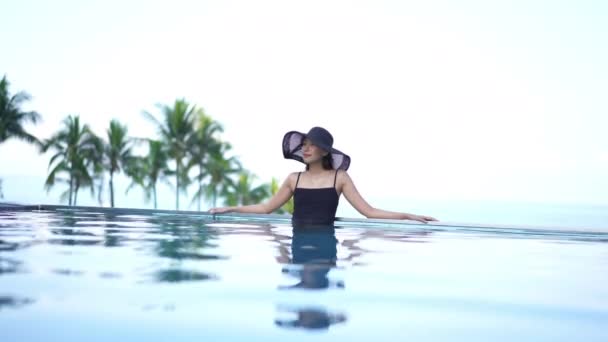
[41,115,101,205]
[126,139,170,209]
[143,99,197,210]
[205,142,241,208]
[104,119,134,207]
[271,177,294,214]
[223,171,270,206]
[0,75,41,145]
[187,111,224,211]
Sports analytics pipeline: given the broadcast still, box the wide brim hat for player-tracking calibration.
[282,127,351,170]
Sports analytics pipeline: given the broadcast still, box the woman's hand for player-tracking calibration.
[209,207,232,214]
[408,214,438,223]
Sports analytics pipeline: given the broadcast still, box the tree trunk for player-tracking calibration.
[96,179,104,206]
[68,174,74,206]
[153,184,157,209]
[109,171,115,208]
[197,165,204,211]
[197,180,202,212]
[175,161,180,210]
[74,183,79,206]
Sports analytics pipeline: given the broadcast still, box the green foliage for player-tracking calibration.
[187,110,224,211]
[126,139,170,209]
[143,99,198,210]
[204,142,242,208]
[40,115,101,205]
[0,75,41,145]
[35,97,286,212]
[271,177,294,214]
[223,171,270,207]
[103,119,135,207]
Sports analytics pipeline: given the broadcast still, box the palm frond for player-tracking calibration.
[0,75,41,145]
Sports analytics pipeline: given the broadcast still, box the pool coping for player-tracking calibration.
[2,203,607,235]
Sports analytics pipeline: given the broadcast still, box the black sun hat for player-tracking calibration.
[282,127,351,171]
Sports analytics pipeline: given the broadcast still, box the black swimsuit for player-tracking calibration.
[291,170,340,227]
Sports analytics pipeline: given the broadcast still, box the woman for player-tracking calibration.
[210,126,437,225]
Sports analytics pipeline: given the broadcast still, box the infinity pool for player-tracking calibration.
[1,206,607,341]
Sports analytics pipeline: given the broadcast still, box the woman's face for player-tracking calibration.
[301,138,327,164]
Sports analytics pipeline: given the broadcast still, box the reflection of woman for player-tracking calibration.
[280,227,343,290]
[275,227,347,330]
[275,307,347,330]
[210,127,437,225]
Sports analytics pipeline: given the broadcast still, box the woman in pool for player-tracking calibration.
[209,126,437,225]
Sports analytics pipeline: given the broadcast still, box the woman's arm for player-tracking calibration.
[209,173,296,215]
[340,171,437,223]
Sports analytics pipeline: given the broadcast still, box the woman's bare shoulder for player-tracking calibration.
[336,169,352,186]
[285,172,300,184]
[337,169,350,178]
[287,171,300,179]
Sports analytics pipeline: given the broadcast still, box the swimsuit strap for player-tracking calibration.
[333,170,339,188]
[295,172,301,189]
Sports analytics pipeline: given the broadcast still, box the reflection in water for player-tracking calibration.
[1,207,607,340]
[3,208,225,285]
[150,218,222,282]
[52,268,85,276]
[152,217,219,260]
[99,271,123,279]
[0,256,24,275]
[0,296,35,310]
[0,239,19,252]
[275,306,347,330]
[49,228,103,246]
[1,209,424,328]
[154,269,217,282]
[156,239,225,261]
[276,227,347,330]
[48,238,102,246]
[103,229,122,247]
[280,227,344,290]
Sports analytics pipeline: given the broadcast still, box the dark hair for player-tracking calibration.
[305,154,334,170]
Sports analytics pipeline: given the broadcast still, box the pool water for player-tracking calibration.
[1,206,607,341]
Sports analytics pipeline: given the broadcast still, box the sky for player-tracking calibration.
[1,0,607,218]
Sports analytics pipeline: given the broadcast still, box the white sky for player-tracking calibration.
[1,0,607,212]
